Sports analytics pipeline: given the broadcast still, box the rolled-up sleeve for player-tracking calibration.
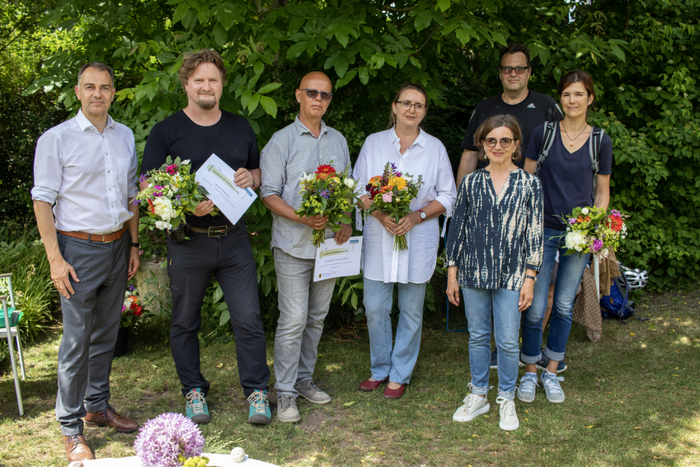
[127,135,138,198]
[525,177,544,272]
[434,146,457,217]
[31,131,63,204]
[445,177,469,267]
[259,138,286,199]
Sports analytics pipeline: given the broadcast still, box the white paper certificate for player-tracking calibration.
[313,236,363,282]
[195,154,257,225]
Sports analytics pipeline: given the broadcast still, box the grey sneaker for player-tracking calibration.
[517,372,539,403]
[277,394,301,423]
[496,397,519,431]
[541,370,565,403]
[295,380,331,405]
[453,394,490,422]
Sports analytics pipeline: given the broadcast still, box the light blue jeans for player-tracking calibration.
[462,286,521,400]
[273,248,336,398]
[363,278,427,384]
[520,227,590,363]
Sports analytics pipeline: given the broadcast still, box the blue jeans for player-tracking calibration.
[521,227,590,363]
[462,287,521,399]
[363,278,427,384]
[273,248,336,398]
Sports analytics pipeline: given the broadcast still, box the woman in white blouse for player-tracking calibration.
[353,83,456,399]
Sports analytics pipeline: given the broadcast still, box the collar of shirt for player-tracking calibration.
[294,115,328,137]
[389,126,427,152]
[75,108,116,133]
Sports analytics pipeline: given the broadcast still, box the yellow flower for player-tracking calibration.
[388,177,407,190]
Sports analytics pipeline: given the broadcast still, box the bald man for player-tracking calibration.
[260,72,351,423]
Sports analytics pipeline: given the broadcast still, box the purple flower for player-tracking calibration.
[568,218,577,225]
[395,172,402,177]
[128,285,136,292]
[131,199,140,205]
[154,185,164,191]
[134,412,205,467]
[611,209,621,216]
[320,190,330,199]
[592,239,604,252]
[139,174,149,183]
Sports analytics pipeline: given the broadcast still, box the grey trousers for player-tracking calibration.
[273,248,335,397]
[55,232,130,435]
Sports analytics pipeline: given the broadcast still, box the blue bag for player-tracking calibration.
[600,275,640,321]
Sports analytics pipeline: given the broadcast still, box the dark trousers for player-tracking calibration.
[167,223,270,398]
[55,232,130,435]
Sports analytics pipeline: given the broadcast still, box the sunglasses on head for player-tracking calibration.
[300,88,333,101]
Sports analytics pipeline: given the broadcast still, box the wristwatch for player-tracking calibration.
[417,209,427,223]
[525,274,537,283]
[131,242,141,248]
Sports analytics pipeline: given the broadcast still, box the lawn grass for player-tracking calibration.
[1,288,699,467]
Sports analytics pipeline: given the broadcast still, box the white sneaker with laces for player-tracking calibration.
[496,397,519,431]
[453,394,490,422]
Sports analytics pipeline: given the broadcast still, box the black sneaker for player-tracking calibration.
[489,349,498,369]
[535,353,568,374]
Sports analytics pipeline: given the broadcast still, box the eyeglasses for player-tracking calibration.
[483,137,515,148]
[395,101,427,112]
[498,66,530,75]
[299,88,333,101]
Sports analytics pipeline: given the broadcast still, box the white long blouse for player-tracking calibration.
[354,128,457,284]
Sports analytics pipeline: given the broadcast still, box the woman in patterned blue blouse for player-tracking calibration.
[446,114,544,431]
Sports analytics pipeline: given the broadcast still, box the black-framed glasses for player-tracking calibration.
[395,100,427,112]
[483,137,515,148]
[498,66,530,75]
[300,88,333,101]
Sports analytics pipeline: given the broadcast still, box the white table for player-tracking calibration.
[69,454,279,467]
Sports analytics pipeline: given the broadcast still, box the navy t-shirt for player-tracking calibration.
[141,110,259,227]
[525,122,613,231]
[461,91,563,169]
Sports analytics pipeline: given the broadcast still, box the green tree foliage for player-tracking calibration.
[15,0,700,308]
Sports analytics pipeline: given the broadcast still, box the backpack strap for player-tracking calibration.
[588,127,604,196]
[534,121,557,176]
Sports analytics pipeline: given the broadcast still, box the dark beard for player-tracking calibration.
[197,95,217,111]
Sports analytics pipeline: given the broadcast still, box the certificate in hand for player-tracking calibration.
[195,154,257,225]
[313,236,363,282]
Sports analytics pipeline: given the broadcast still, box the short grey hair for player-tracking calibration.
[77,62,115,87]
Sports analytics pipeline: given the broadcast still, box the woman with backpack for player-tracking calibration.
[518,70,613,404]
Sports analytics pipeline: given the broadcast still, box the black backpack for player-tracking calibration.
[533,121,605,195]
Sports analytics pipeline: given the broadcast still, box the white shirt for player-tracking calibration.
[353,128,456,284]
[31,110,138,234]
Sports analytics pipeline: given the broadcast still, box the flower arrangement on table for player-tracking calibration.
[135,156,218,231]
[365,162,424,251]
[134,412,209,467]
[120,284,148,329]
[561,206,628,257]
[294,163,360,247]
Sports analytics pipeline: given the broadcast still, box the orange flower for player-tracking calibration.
[388,177,407,190]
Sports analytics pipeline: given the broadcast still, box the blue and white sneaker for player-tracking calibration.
[516,372,539,403]
[541,370,565,403]
[185,388,210,424]
[247,389,271,425]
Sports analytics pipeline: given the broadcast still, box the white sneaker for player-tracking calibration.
[453,394,490,422]
[496,397,519,431]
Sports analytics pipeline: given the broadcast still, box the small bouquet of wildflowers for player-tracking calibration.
[560,206,628,257]
[134,412,206,467]
[365,162,424,251]
[120,284,147,329]
[135,156,217,230]
[294,163,359,247]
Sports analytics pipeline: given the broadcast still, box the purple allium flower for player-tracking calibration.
[592,239,604,252]
[320,190,330,199]
[134,412,205,467]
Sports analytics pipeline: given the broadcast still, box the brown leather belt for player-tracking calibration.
[58,225,128,243]
[189,224,237,237]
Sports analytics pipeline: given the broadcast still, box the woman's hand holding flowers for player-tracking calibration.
[372,210,397,234]
[394,211,420,237]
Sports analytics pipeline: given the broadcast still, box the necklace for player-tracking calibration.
[561,122,588,146]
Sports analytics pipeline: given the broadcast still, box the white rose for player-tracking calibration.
[153,197,174,221]
[181,159,191,165]
[581,207,589,215]
[155,220,171,230]
[304,173,316,182]
[565,231,587,252]
[344,178,356,189]
[403,175,413,183]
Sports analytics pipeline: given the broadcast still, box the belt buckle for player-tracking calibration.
[102,234,114,244]
[208,226,227,237]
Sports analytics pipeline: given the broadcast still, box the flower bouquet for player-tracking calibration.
[135,156,217,230]
[560,206,628,257]
[365,162,424,251]
[294,163,359,247]
[134,412,206,467]
[121,285,147,329]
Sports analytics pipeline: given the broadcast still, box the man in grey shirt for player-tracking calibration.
[260,71,351,423]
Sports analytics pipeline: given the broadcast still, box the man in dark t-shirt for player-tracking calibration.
[455,44,563,183]
[140,49,271,426]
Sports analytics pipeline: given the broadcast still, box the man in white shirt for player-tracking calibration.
[32,62,140,463]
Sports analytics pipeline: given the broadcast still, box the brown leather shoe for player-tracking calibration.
[383,383,406,399]
[359,378,388,392]
[85,405,139,433]
[64,434,95,462]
